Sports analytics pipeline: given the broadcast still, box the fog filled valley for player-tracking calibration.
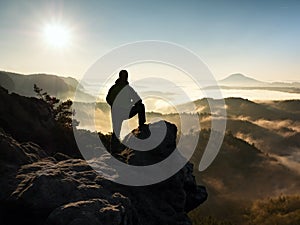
[1,71,300,225]
[74,97,300,224]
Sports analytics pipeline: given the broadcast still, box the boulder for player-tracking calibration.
[46,194,139,225]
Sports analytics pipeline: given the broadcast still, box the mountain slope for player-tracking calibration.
[0,86,80,156]
[219,73,266,87]
[188,130,300,223]
[0,71,92,101]
[217,73,300,94]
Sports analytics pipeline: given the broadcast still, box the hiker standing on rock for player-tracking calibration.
[106,70,146,150]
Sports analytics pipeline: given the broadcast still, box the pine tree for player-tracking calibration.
[33,84,79,129]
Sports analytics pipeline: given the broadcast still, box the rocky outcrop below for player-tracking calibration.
[0,86,207,225]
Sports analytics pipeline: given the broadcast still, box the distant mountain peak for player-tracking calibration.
[219,73,265,86]
[222,73,260,81]
[228,73,247,78]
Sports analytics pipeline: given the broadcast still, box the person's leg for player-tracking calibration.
[129,105,138,118]
[111,110,124,153]
[110,132,119,152]
[129,102,146,126]
[112,114,122,139]
[137,102,146,126]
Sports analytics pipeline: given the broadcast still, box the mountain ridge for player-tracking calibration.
[219,73,300,88]
[2,70,300,102]
[219,73,266,86]
[0,70,92,102]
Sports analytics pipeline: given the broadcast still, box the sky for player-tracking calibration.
[0,0,300,82]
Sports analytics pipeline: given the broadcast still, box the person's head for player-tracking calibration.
[119,70,128,81]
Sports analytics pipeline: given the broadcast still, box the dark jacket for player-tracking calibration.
[106,79,141,109]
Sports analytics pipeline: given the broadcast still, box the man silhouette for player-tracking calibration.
[106,70,146,150]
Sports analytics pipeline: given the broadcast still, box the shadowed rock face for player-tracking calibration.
[0,86,207,225]
[119,121,207,214]
[0,86,80,157]
[121,121,178,166]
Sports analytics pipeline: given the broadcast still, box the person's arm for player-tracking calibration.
[106,86,114,106]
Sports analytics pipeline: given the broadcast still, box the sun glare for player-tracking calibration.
[43,23,70,48]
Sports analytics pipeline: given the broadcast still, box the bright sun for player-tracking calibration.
[43,24,70,48]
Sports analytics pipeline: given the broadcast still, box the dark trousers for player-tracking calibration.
[111,102,146,150]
